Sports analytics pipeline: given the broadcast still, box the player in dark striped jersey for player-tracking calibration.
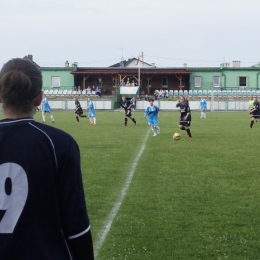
[0,58,94,260]
[249,97,260,128]
[120,96,137,126]
[74,97,88,122]
[176,96,192,138]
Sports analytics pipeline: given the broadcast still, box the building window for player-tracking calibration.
[162,77,168,88]
[213,76,220,87]
[239,76,247,87]
[51,76,60,87]
[194,76,202,87]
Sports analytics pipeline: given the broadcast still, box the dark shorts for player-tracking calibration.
[75,110,83,115]
[125,110,132,117]
[179,115,191,127]
[251,112,260,118]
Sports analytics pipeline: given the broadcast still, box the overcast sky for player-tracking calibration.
[1,0,260,68]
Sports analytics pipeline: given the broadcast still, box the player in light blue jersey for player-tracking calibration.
[87,97,96,125]
[42,94,55,123]
[144,98,160,136]
[200,96,207,118]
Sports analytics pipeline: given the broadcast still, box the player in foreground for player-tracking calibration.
[144,98,160,136]
[120,96,137,126]
[176,96,192,138]
[87,97,96,125]
[42,94,55,123]
[0,58,94,260]
[200,96,207,118]
[74,97,88,122]
[249,96,260,128]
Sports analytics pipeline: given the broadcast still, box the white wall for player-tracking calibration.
[120,87,139,95]
[47,100,112,110]
[136,100,249,111]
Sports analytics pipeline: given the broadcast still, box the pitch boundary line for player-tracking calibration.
[94,130,150,258]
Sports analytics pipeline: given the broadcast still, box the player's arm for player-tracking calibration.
[184,107,190,119]
[127,102,133,110]
[144,107,149,118]
[58,137,94,259]
[67,231,94,260]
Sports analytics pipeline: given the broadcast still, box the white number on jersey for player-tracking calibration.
[0,163,28,233]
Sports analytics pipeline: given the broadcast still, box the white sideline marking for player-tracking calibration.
[94,130,150,258]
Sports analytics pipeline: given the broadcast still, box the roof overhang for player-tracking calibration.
[71,68,191,75]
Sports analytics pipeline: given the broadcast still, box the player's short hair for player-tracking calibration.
[0,58,42,112]
[149,98,154,102]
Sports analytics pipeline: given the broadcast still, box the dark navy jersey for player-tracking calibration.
[120,100,133,111]
[179,102,191,117]
[75,100,83,113]
[252,101,260,116]
[0,118,90,260]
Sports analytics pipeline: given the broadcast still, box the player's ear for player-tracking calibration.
[34,91,43,106]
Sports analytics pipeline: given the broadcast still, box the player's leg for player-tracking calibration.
[123,116,128,126]
[203,109,206,118]
[151,125,157,136]
[200,110,203,118]
[153,118,160,134]
[185,126,192,138]
[249,115,254,128]
[129,114,137,125]
[93,116,96,125]
[42,111,46,123]
[75,112,80,122]
[88,112,93,124]
[49,112,55,123]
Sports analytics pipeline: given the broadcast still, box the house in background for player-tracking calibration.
[71,58,191,95]
[33,54,260,94]
[40,61,74,90]
[189,61,260,91]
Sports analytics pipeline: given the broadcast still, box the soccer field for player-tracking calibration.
[35,111,260,260]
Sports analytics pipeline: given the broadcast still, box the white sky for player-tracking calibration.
[1,0,260,68]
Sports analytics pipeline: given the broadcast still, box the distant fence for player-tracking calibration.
[136,100,249,111]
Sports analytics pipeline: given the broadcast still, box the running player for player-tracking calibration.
[176,96,192,138]
[0,58,94,259]
[87,97,96,125]
[120,96,137,126]
[249,97,260,128]
[144,98,160,136]
[200,96,207,118]
[74,97,88,122]
[42,94,55,123]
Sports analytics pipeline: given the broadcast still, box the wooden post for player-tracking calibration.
[83,75,89,90]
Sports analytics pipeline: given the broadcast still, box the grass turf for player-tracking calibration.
[35,111,260,260]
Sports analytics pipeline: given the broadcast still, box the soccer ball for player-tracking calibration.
[173,133,181,141]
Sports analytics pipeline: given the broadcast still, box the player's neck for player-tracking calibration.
[2,107,35,119]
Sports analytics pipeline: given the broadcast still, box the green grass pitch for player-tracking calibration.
[35,111,260,260]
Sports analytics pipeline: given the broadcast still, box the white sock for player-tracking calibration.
[89,117,93,123]
[93,117,96,124]
[50,114,54,122]
[201,112,203,118]
[156,126,160,132]
[42,114,46,122]
[151,127,156,134]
